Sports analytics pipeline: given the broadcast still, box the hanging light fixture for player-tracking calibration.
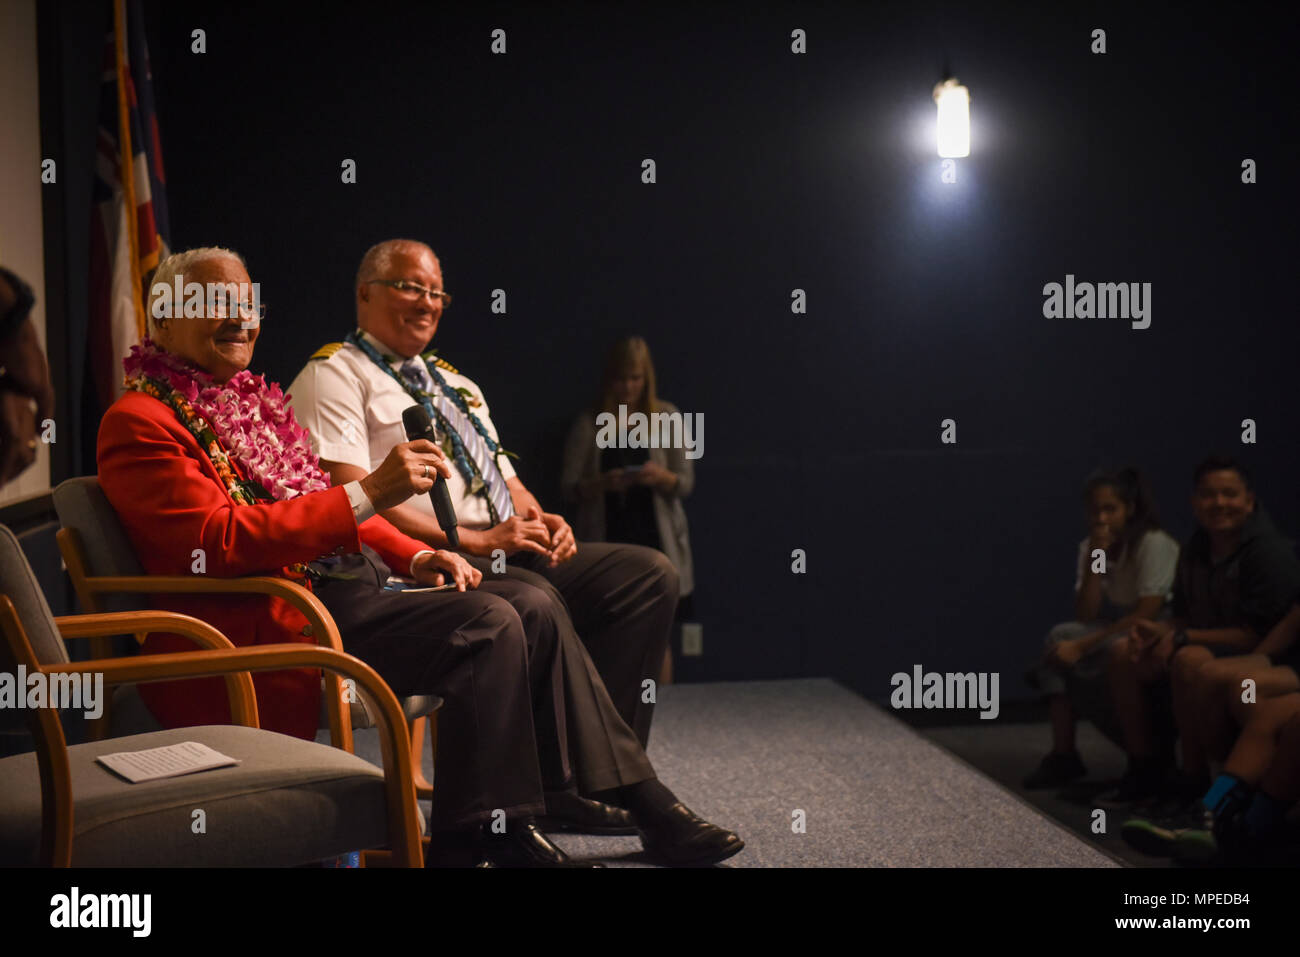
[933,77,970,158]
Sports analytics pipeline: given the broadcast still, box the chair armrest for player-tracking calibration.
[70,575,342,649]
[41,643,422,866]
[0,599,385,866]
[54,611,256,726]
[56,610,237,646]
[64,570,354,753]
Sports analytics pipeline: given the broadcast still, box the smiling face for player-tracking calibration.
[154,254,258,381]
[1192,468,1255,537]
[356,245,444,359]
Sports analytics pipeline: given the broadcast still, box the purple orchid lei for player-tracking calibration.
[123,338,330,502]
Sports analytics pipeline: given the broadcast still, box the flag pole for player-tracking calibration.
[113,0,146,341]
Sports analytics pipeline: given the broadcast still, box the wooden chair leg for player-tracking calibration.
[409,715,434,800]
[367,711,439,867]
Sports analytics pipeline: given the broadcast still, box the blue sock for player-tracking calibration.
[1201,774,1245,815]
[1243,791,1291,841]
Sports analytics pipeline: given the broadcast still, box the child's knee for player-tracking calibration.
[1171,645,1213,687]
[1045,621,1087,648]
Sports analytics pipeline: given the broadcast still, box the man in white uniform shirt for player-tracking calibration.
[288,239,679,751]
[289,240,742,865]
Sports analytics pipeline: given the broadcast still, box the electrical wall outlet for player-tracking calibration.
[681,622,703,657]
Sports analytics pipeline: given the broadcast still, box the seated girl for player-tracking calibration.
[1023,466,1178,789]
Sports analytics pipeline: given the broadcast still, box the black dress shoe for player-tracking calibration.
[484,822,606,868]
[636,803,744,867]
[537,791,638,835]
[1022,750,1086,790]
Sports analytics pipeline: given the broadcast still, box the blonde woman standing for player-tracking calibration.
[562,337,695,681]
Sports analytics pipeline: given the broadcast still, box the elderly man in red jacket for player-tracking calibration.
[96,247,742,868]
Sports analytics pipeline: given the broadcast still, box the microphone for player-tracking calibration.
[402,405,460,549]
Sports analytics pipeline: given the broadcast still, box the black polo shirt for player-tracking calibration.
[1172,508,1300,637]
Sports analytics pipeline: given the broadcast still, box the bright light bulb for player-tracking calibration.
[934,78,970,158]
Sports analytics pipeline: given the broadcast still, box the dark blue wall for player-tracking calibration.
[45,0,1300,702]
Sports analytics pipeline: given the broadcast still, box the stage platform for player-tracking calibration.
[338,678,1119,867]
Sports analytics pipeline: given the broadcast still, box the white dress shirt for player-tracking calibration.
[342,480,375,523]
[288,331,517,532]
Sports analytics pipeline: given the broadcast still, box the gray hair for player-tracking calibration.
[355,239,437,292]
[147,246,246,333]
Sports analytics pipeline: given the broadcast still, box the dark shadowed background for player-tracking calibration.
[38,0,1300,701]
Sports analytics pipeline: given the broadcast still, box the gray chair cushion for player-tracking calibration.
[0,725,422,866]
[51,478,146,614]
[108,685,164,736]
[0,524,69,735]
[0,525,68,672]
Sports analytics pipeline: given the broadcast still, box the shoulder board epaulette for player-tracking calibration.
[310,342,345,361]
[432,356,459,375]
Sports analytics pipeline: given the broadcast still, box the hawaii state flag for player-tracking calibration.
[88,0,170,413]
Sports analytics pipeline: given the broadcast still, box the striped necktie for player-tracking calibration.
[398,358,515,524]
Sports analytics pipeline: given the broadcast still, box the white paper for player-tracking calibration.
[96,741,239,784]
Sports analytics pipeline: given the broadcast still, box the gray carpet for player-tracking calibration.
[915,719,1170,867]
[331,678,1117,867]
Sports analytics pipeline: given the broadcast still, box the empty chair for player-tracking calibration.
[0,523,422,866]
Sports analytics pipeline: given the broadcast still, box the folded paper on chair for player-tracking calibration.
[96,741,240,784]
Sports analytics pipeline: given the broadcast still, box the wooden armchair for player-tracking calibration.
[0,524,422,867]
[52,476,440,800]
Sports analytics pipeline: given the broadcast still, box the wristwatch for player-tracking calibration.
[1170,629,1190,654]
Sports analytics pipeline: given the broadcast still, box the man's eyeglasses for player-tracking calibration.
[366,279,452,307]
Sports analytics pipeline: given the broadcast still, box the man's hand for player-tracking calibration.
[470,509,552,559]
[0,390,38,484]
[412,550,482,591]
[540,508,577,566]
[358,439,450,511]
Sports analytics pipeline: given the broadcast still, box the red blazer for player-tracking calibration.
[97,389,431,739]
